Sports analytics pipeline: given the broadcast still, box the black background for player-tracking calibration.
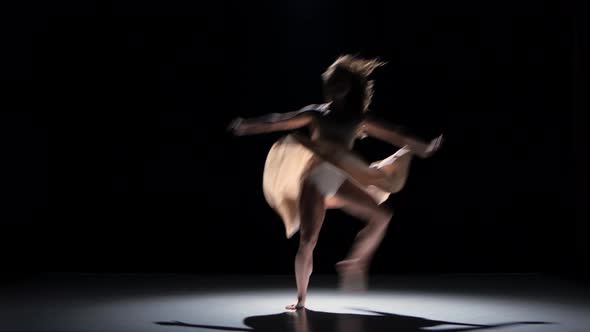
[1,0,586,278]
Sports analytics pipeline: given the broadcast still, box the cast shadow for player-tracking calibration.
[155,308,552,332]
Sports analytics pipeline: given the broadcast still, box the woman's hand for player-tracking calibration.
[227,117,248,136]
[424,134,444,158]
[227,111,313,136]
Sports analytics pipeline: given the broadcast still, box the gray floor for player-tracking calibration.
[1,274,588,332]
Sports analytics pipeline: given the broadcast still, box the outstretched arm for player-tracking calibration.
[228,104,326,136]
[363,116,443,158]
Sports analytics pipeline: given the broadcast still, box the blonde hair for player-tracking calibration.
[322,54,386,112]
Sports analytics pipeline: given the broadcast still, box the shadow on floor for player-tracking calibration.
[155,308,552,332]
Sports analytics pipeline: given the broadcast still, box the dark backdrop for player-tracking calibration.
[1,0,586,278]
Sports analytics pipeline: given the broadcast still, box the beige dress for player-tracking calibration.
[262,133,411,238]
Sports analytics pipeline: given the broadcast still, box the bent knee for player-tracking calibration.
[389,180,406,194]
[299,236,319,252]
[377,208,393,224]
[385,171,410,193]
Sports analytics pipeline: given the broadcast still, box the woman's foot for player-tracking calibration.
[424,134,444,157]
[286,301,305,310]
[286,295,306,310]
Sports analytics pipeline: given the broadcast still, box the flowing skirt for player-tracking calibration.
[262,134,411,238]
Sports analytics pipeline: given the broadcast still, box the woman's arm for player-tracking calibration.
[229,104,326,136]
[363,116,443,158]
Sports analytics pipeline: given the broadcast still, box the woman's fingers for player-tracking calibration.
[227,117,244,135]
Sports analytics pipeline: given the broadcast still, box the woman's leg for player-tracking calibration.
[291,134,413,192]
[369,146,413,194]
[327,180,393,290]
[286,178,326,310]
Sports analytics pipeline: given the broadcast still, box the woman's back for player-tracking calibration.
[310,109,363,149]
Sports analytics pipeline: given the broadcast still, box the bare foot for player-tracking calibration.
[286,302,305,310]
[424,134,444,157]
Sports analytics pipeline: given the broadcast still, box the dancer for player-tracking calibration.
[229,55,442,310]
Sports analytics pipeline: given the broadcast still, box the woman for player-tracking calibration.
[229,55,442,310]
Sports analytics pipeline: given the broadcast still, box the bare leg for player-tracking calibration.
[363,146,414,204]
[327,180,393,290]
[286,179,326,310]
[292,134,414,192]
[370,146,413,194]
